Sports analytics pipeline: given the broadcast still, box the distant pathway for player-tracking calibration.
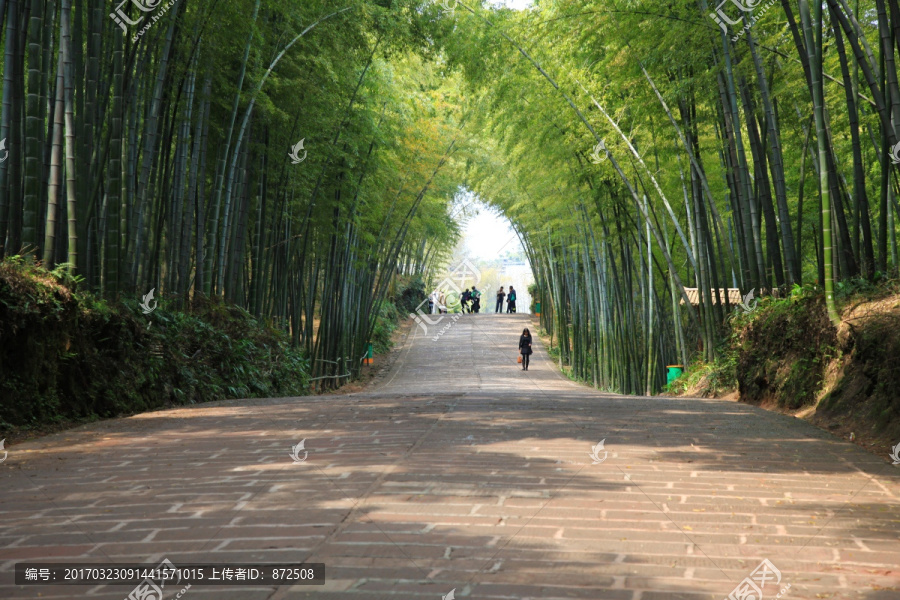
[2,313,899,599]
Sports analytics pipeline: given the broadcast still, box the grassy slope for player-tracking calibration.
[0,258,310,440]
[671,280,900,455]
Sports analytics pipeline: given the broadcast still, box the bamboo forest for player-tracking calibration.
[2,0,900,396]
[5,2,900,599]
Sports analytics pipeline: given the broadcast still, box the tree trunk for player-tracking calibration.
[0,0,19,256]
[22,0,44,252]
[802,0,840,324]
[43,51,64,267]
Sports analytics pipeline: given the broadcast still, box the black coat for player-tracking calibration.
[518,334,533,355]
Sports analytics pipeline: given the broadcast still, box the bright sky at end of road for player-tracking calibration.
[461,209,521,260]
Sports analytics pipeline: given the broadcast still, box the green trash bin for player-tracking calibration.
[666,364,684,387]
[534,301,541,316]
[364,343,374,365]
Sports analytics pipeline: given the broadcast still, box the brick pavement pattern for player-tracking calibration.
[2,314,899,599]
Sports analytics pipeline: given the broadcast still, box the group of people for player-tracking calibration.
[459,284,518,314]
[423,286,533,371]
[426,286,483,314]
[494,286,517,313]
[460,287,481,313]
[426,284,518,314]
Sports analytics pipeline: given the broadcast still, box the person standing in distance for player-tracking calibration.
[507,286,517,313]
[495,287,506,313]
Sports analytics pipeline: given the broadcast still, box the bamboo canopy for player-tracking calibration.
[4,0,900,394]
[679,288,742,307]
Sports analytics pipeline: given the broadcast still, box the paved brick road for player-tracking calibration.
[2,314,899,599]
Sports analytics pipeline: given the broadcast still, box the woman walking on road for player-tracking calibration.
[495,287,506,313]
[519,327,533,371]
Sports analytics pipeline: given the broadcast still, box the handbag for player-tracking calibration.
[517,355,523,363]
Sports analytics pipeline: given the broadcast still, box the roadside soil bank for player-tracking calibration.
[675,289,900,462]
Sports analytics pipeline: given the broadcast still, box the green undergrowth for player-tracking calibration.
[671,284,837,404]
[671,279,900,437]
[732,284,837,409]
[394,275,426,315]
[371,301,401,354]
[371,275,426,354]
[546,345,574,379]
[667,347,738,397]
[546,340,614,389]
[0,257,310,435]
